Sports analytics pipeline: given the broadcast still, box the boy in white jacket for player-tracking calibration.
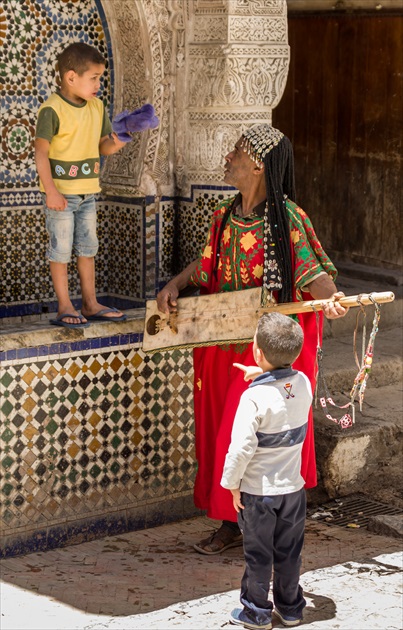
[221,312,312,630]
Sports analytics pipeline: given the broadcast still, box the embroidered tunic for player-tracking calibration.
[189,196,337,521]
[190,196,336,298]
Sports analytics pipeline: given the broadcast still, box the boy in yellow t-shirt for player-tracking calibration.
[35,42,158,328]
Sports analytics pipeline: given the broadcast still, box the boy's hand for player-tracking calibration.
[230,488,244,513]
[46,190,68,211]
[233,363,263,382]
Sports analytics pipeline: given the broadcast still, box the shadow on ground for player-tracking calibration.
[0,517,401,618]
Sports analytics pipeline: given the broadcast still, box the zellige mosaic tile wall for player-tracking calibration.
[0,0,239,557]
[0,336,197,556]
[0,0,138,310]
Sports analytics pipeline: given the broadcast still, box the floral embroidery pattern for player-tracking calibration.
[190,197,337,300]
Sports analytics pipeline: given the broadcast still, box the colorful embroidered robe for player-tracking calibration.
[189,196,337,521]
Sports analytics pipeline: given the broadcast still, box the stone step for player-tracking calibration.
[334,261,403,287]
[312,381,402,505]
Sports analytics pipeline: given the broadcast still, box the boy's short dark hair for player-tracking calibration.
[256,312,303,368]
[57,42,105,78]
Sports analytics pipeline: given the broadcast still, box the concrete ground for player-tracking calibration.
[1,515,402,630]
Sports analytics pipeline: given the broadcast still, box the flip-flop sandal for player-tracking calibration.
[82,307,127,322]
[50,313,90,329]
[193,526,243,555]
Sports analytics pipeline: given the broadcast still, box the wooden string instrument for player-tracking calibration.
[142,288,395,352]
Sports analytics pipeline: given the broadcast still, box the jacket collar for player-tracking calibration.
[248,367,297,388]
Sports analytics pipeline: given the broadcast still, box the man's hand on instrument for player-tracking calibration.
[322,291,349,319]
[233,363,263,381]
[156,283,179,315]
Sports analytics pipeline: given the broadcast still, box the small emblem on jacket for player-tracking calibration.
[284,383,295,399]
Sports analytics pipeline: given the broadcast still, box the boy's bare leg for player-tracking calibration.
[50,261,87,324]
[78,256,124,318]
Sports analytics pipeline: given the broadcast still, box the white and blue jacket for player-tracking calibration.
[221,368,313,496]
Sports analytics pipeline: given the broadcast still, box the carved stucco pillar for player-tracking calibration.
[177,0,290,193]
[100,0,173,197]
[99,0,289,198]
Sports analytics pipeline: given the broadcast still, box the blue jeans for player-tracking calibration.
[237,489,306,627]
[44,194,98,263]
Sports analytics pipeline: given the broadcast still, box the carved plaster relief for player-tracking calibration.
[188,47,288,108]
[229,17,287,42]
[194,0,227,13]
[231,0,286,16]
[100,0,171,197]
[179,0,289,192]
[193,18,227,42]
[99,0,289,196]
[100,0,148,195]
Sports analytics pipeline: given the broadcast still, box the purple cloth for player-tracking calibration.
[112,104,159,141]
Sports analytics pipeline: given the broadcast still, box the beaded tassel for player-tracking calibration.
[314,310,355,429]
[240,124,286,304]
[350,298,381,411]
[314,297,382,428]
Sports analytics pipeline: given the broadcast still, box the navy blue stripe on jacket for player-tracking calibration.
[256,423,307,449]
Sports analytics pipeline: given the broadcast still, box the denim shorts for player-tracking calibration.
[44,194,99,263]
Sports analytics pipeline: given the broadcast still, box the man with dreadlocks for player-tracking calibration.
[157,124,347,555]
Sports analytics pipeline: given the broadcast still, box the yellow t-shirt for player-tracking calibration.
[35,92,112,194]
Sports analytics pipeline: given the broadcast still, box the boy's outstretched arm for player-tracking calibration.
[34,138,67,211]
[233,363,263,382]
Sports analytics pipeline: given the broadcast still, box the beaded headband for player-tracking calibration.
[240,124,284,166]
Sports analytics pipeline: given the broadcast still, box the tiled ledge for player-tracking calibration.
[0,310,145,359]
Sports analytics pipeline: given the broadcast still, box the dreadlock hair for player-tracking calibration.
[263,135,296,303]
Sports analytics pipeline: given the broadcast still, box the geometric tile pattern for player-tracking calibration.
[0,332,142,364]
[0,344,195,535]
[144,199,158,298]
[1,0,111,188]
[159,199,176,283]
[0,206,52,304]
[0,199,143,306]
[178,187,236,270]
[98,200,143,300]
[1,0,114,307]
[159,187,235,285]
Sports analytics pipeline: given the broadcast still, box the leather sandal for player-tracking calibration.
[193,524,243,555]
